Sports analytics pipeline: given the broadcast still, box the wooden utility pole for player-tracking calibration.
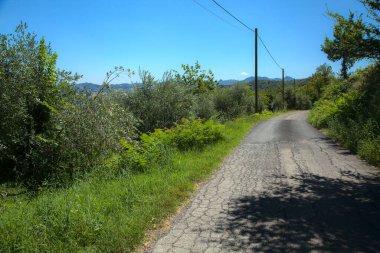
[255,28,258,113]
[282,68,285,110]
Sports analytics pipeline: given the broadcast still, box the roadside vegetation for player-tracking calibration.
[0,110,281,252]
[308,0,380,166]
[309,63,380,166]
[1,0,378,250]
[0,22,287,252]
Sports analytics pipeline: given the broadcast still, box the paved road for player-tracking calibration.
[149,111,380,253]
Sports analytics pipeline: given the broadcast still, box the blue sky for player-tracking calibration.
[0,0,370,83]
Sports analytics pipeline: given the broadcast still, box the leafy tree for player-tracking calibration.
[360,0,380,36]
[0,22,78,183]
[124,70,194,133]
[322,12,367,78]
[175,61,217,94]
[213,84,255,120]
[322,1,380,79]
[310,64,335,100]
[0,23,134,186]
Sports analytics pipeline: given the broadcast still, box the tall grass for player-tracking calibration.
[0,111,283,253]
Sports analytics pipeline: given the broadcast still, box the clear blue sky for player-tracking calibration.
[0,0,370,83]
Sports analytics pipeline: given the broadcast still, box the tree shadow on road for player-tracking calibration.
[213,172,380,252]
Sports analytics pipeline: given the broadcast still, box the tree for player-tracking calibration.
[322,12,368,78]
[322,1,380,79]
[0,23,79,184]
[305,64,335,102]
[175,61,217,94]
[0,23,135,186]
[360,0,380,36]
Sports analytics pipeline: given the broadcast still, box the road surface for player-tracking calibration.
[149,111,380,253]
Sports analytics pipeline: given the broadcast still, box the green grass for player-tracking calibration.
[0,111,285,253]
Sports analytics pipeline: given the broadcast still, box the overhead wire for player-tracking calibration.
[257,34,283,70]
[210,0,254,32]
[191,0,241,30]
[209,0,283,71]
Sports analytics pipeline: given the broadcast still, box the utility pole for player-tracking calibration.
[255,28,258,113]
[282,68,285,110]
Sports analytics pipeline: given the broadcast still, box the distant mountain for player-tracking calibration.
[218,79,239,86]
[78,75,299,92]
[218,76,295,86]
[76,82,134,92]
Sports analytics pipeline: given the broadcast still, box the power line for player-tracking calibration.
[191,0,241,30]
[209,0,283,70]
[210,0,254,32]
[258,34,283,70]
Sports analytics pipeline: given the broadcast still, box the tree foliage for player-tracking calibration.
[175,61,217,94]
[124,70,194,133]
[0,23,77,184]
[309,63,380,165]
[0,23,135,187]
[321,2,380,78]
[307,64,335,101]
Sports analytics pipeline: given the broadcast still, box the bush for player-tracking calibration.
[118,129,172,173]
[213,84,254,120]
[358,137,380,166]
[295,93,312,109]
[124,71,194,133]
[116,117,224,173]
[192,93,216,120]
[167,117,224,150]
[56,92,136,180]
[309,63,380,166]
[0,23,80,186]
[0,24,137,187]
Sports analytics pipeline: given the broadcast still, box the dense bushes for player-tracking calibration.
[0,23,284,188]
[115,117,224,173]
[309,63,380,165]
[167,117,224,150]
[213,84,256,120]
[124,73,262,134]
[0,112,281,253]
[0,24,135,187]
[123,71,194,133]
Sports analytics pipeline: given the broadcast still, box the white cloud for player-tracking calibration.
[240,72,249,76]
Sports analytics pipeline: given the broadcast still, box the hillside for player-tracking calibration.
[77,76,308,92]
[76,82,134,92]
[218,75,296,86]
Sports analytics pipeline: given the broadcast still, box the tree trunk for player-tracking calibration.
[341,56,349,79]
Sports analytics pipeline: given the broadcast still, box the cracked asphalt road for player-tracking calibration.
[149,111,380,253]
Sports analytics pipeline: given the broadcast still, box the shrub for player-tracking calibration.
[56,92,136,180]
[358,137,380,166]
[309,63,380,166]
[117,117,224,173]
[167,117,224,150]
[124,71,194,133]
[295,93,312,109]
[213,84,254,120]
[0,24,137,187]
[192,93,216,120]
[118,128,173,173]
[0,23,81,186]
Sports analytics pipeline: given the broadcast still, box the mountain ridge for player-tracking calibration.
[219,76,295,85]
[77,75,298,92]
